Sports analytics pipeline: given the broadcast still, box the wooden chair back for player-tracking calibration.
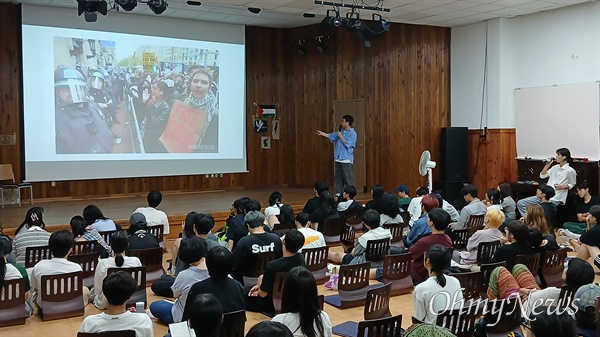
[68,252,100,288]
[242,251,276,287]
[272,272,288,315]
[323,218,345,244]
[399,211,410,225]
[436,304,481,337]
[77,331,136,337]
[515,252,541,277]
[476,240,501,265]
[357,314,403,337]
[480,261,506,294]
[450,229,469,249]
[449,271,483,303]
[40,271,84,321]
[465,214,485,229]
[25,245,52,268]
[0,278,27,327]
[539,248,567,288]
[303,246,329,284]
[364,283,392,320]
[383,223,408,246]
[344,208,365,228]
[128,247,164,283]
[107,266,147,309]
[485,297,521,334]
[98,230,117,246]
[73,240,100,255]
[219,310,246,337]
[272,223,294,237]
[0,164,15,182]
[340,225,356,252]
[338,261,371,309]
[365,238,390,265]
[147,225,164,247]
[557,284,579,309]
[382,253,413,296]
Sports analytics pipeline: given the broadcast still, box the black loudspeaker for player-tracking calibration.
[441,127,468,181]
[433,180,469,211]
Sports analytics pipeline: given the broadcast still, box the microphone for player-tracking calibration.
[542,157,555,163]
[339,126,342,132]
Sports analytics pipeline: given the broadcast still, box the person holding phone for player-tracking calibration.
[516,148,577,217]
[315,115,357,196]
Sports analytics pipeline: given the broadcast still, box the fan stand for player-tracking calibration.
[427,168,433,193]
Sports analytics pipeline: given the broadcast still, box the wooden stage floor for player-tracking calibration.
[0,187,370,229]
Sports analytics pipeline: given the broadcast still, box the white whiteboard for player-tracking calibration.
[515,82,600,160]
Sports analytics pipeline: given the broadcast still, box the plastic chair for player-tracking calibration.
[324,218,345,245]
[272,272,288,314]
[303,246,329,284]
[365,238,390,267]
[0,278,27,327]
[98,230,117,246]
[324,261,370,309]
[107,266,147,309]
[147,224,164,248]
[219,310,246,337]
[538,248,567,288]
[0,164,33,207]
[242,251,275,287]
[465,214,485,229]
[68,251,100,288]
[332,283,393,337]
[484,297,522,337]
[128,247,164,283]
[450,229,469,250]
[24,245,52,268]
[515,252,541,277]
[479,261,506,297]
[344,208,365,231]
[382,253,413,296]
[357,314,403,337]
[436,304,481,337]
[73,240,100,255]
[39,271,85,321]
[448,271,483,303]
[383,223,408,248]
[476,240,501,265]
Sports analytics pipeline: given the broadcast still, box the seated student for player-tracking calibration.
[378,192,404,225]
[232,211,283,284]
[272,266,332,337]
[523,204,560,251]
[498,182,517,222]
[134,190,170,235]
[264,191,284,219]
[13,207,51,266]
[573,205,600,262]
[336,185,363,218]
[395,184,412,211]
[182,246,245,321]
[521,305,577,337]
[94,231,142,309]
[310,191,340,233]
[561,181,600,236]
[433,193,460,223]
[484,188,503,211]
[454,208,505,265]
[149,236,209,324]
[246,321,294,337]
[226,197,251,251]
[413,245,463,324]
[246,229,306,315]
[573,284,600,337]
[0,237,32,316]
[80,271,153,337]
[70,215,111,258]
[404,194,439,248]
[293,212,326,251]
[127,213,160,251]
[365,184,384,211]
[407,187,430,226]
[329,209,391,266]
[31,230,87,309]
[450,184,487,230]
[266,204,295,232]
[172,212,220,275]
[486,263,540,301]
[83,204,118,232]
[409,208,453,284]
[537,184,558,224]
[303,181,329,215]
[490,220,536,271]
[170,294,223,337]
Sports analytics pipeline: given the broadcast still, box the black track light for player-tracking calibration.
[148,0,168,14]
[358,13,390,48]
[321,9,341,27]
[342,11,362,31]
[77,0,108,22]
[116,0,137,11]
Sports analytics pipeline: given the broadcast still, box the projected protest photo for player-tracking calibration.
[53,36,219,154]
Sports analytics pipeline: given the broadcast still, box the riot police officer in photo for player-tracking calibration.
[88,71,118,125]
[55,66,115,154]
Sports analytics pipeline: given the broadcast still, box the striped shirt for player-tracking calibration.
[13,226,51,266]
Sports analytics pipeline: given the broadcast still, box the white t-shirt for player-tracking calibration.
[134,207,170,234]
[94,256,142,309]
[80,311,154,337]
[5,263,23,280]
[297,227,326,251]
[272,311,333,337]
[264,204,283,219]
[92,219,118,232]
[413,275,464,324]
[408,196,424,225]
[31,258,83,308]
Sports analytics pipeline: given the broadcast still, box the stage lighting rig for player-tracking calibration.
[77,0,108,22]
[358,13,390,47]
[314,0,390,12]
[115,0,137,11]
[321,9,341,28]
[342,10,362,31]
[147,0,168,14]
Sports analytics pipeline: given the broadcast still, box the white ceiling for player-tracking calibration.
[0,0,595,28]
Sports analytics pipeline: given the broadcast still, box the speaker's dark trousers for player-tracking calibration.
[335,161,354,195]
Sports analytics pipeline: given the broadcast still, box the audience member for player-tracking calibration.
[127,213,160,251]
[182,246,245,320]
[149,236,209,324]
[378,192,404,225]
[498,182,517,222]
[562,181,600,235]
[267,204,295,232]
[232,211,283,283]
[336,185,363,218]
[134,190,170,234]
[94,231,142,309]
[395,184,411,211]
[484,188,503,211]
[407,187,429,225]
[433,193,460,223]
[246,229,305,315]
[490,220,536,271]
[537,184,557,223]
[31,230,86,308]
[404,194,439,248]
[409,208,453,284]
[573,205,600,262]
[365,184,384,210]
[174,294,223,337]
[80,271,153,337]
[172,212,219,275]
[523,204,559,250]
[303,181,329,215]
[573,284,600,337]
[0,236,32,316]
[413,244,463,324]
[309,191,340,233]
[522,305,577,337]
[272,266,332,337]
[454,208,504,265]
[293,212,326,251]
[83,204,118,232]
[227,198,261,251]
[13,207,50,266]
[246,321,294,337]
[264,191,284,219]
[451,184,487,230]
[70,215,111,258]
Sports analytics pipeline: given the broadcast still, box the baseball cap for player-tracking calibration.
[395,184,409,194]
[574,283,600,311]
[129,212,147,226]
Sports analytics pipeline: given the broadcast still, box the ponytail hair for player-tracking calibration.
[16,207,45,235]
[110,231,128,267]
[426,244,451,287]
[268,191,283,207]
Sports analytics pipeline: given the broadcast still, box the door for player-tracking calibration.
[334,100,366,193]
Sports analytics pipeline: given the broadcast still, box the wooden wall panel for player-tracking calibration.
[467,128,518,192]
[1,2,452,200]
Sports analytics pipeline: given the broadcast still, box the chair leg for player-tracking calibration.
[17,189,21,207]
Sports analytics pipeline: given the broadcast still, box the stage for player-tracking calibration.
[0,187,371,235]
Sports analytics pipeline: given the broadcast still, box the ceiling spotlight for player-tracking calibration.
[321,9,341,27]
[248,7,261,14]
[116,0,137,11]
[315,37,326,54]
[148,0,168,14]
[358,13,390,47]
[186,0,201,5]
[296,40,306,55]
[343,11,362,31]
[77,0,108,22]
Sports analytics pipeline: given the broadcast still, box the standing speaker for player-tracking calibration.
[441,127,468,181]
